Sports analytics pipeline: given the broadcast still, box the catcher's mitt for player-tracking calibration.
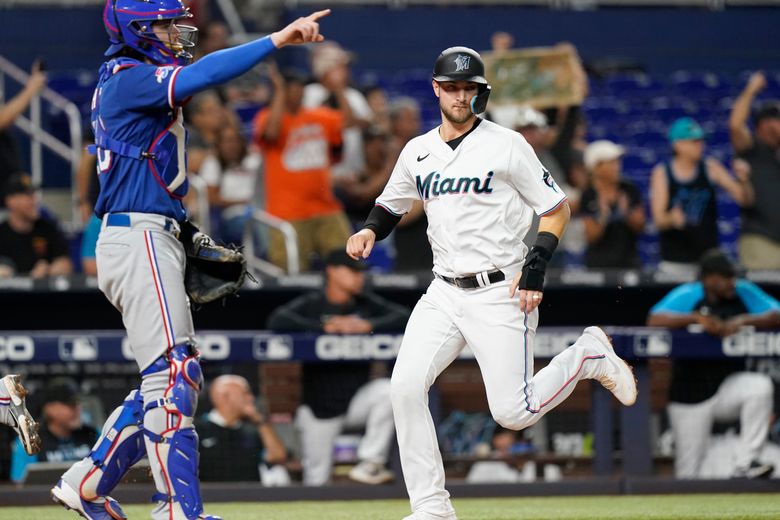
[181,222,247,304]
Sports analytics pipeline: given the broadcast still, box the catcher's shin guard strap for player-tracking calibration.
[80,389,145,500]
[151,427,202,518]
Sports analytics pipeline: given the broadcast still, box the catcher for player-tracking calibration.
[51,1,329,518]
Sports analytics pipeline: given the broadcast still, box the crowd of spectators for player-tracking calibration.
[2,39,779,277]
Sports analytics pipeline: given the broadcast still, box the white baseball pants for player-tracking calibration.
[392,278,611,518]
[296,378,395,486]
[668,371,773,478]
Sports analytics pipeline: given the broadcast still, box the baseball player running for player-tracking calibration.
[50,2,329,519]
[0,374,41,456]
[347,46,637,520]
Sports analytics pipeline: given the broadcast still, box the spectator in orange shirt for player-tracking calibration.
[253,67,352,272]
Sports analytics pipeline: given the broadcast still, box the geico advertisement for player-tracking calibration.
[722,331,780,356]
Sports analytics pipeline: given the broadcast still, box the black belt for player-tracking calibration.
[436,270,505,289]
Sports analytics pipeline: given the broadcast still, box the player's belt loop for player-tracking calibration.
[476,271,488,288]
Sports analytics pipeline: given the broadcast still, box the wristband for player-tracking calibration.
[364,205,402,241]
[519,232,559,291]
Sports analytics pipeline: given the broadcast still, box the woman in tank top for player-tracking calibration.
[650,117,753,274]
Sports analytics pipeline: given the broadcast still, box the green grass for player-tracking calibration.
[3,494,779,519]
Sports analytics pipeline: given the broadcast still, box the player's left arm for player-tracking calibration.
[506,134,570,313]
[510,202,571,313]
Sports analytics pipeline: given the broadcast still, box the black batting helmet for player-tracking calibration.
[432,46,491,114]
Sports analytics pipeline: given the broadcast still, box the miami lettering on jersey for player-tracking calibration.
[416,171,494,200]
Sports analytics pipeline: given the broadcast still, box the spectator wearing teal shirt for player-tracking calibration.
[80,215,101,276]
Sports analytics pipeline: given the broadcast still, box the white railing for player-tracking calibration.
[0,55,83,229]
[243,208,300,276]
[186,173,212,236]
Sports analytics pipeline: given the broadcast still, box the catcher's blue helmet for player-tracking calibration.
[103,0,197,66]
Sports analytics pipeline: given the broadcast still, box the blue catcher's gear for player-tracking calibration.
[51,390,144,519]
[103,0,197,66]
[81,390,146,500]
[51,479,128,520]
[143,343,216,519]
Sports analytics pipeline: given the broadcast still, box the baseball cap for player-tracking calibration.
[753,102,780,125]
[668,117,705,142]
[514,106,548,129]
[699,249,737,279]
[325,249,367,271]
[41,379,80,407]
[584,140,626,170]
[4,173,37,198]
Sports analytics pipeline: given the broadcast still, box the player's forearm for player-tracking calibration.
[332,88,356,128]
[363,205,402,241]
[367,298,410,332]
[730,86,756,133]
[731,311,780,329]
[258,424,287,464]
[174,37,276,101]
[729,88,756,152]
[267,307,322,332]
[48,257,73,277]
[0,84,39,130]
[626,207,646,233]
[538,201,570,239]
[646,313,699,329]
[261,92,286,143]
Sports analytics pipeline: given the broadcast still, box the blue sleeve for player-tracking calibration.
[10,438,37,482]
[80,214,102,260]
[736,280,780,314]
[174,36,276,103]
[649,282,704,314]
[114,64,182,110]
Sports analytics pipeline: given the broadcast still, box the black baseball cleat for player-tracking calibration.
[733,460,774,479]
[1,374,41,455]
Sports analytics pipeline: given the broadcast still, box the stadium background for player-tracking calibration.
[0,0,779,517]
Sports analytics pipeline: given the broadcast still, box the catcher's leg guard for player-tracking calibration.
[53,389,145,519]
[142,343,217,520]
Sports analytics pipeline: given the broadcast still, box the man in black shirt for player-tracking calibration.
[0,173,72,278]
[730,72,780,269]
[11,380,98,482]
[267,249,410,485]
[647,250,779,479]
[195,375,287,482]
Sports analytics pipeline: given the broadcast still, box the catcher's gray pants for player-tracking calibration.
[668,371,774,478]
[296,378,395,486]
[97,212,194,371]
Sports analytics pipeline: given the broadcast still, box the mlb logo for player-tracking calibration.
[633,331,671,357]
[59,336,98,361]
[253,335,293,360]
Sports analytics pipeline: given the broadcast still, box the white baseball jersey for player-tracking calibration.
[376,118,567,277]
